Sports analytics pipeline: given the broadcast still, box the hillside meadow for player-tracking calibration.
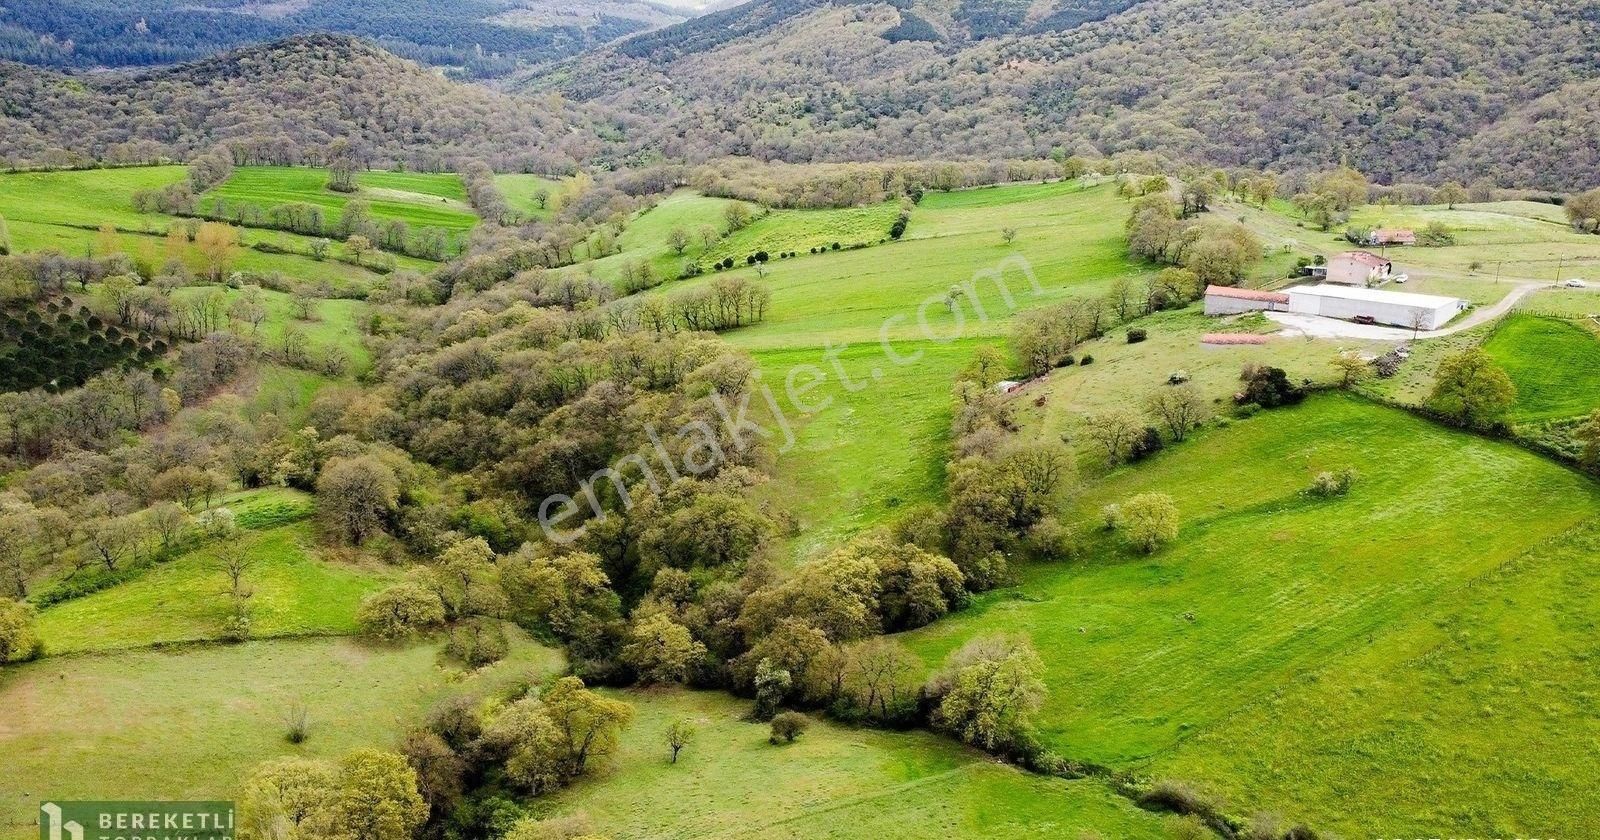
[532,688,1177,839]
[0,167,431,289]
[0,632,563,840]
[901,395,1600,834]
[202,166,479,233]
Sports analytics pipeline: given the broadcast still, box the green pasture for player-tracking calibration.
[495,172,563,219]
[35,521,392,654]
[0,167,424,288]
[0,632,561,840]
[202,166,478,232]
[1482,314,1600,423]
[533,688,1173,839]
[901,395,1600,834]
[169,283,372,373]
[700,201,903,267]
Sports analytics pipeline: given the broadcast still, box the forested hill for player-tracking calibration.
[521,0,1600,190]
[0,35,604,173]
[0,0,688,79]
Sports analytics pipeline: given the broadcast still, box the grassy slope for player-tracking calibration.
[0,633,562,840]
[203,166,478,231]
[695,181,1157,556]
[495,173,563,220]
[169,284,373,373]
[34,520,393,654]
[0,167,424,287]
[567,191,741,287]
[901,395,1600,834]
[701,201,903,267]
[1482,314,1600,422]
[534,689,1175,840]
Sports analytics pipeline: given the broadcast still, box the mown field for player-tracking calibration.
[533,689,1176,840]
[1482,314,1600,423]
[202,166,478,232]
[0,633,562,840]
[901,395,1600,835]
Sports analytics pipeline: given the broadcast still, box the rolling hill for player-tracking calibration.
[519,0,1600,189]
[0,0,690,78]
[0,34,601,172]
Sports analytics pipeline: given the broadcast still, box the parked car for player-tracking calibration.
[1563,278,1588,288]
[1352,315,1378,326]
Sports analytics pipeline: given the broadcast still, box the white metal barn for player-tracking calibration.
[1286,285,1467,330]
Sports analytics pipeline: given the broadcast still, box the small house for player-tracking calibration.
[1203,285,1290,316]
[1325,251,1394,287]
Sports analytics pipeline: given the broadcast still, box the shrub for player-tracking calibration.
[1117,492,1179,553]
[1079,354,1094,365]
[1308,468,1357,498]
[1239,365,1305,408]
[1128,426,1165,461]
[445,618,510,667]
[768,712,811,744]
[1127,328,1148,344]
[356,582,447,641]
[282,701,311,744]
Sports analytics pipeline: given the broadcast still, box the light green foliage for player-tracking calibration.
[928,635,1045,751]
[1426,348,1517,429]
[0,597,40,663]
[356,582,447,642]
[1116,492,1179,553]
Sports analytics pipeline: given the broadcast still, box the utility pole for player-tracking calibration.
[1556,255,1565,285]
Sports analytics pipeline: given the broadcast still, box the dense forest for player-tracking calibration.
[0,36,604,173]
[4,0,1599,189]
[0,0,681,78]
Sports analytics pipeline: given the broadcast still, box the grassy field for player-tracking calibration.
[0,167,423,288]
[35,521,392,655]
[1232,196,1600,297]
[533,688,1175,839]
[0,632,562,840]
[1482,314,1600,423]
[495,173,564,220]
[169,283,373,373]
[202,166,478,232]
[900,395,1600,834]
[701,201,903,267]
[1015,307,1390,461]
[680,181,1158,554]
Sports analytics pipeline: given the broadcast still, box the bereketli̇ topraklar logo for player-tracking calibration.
[39,802,234,840]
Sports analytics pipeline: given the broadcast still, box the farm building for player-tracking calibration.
[1326,251,1394,286]
[1204,285,1290,315]
[1368,229,1416,246]
[1286,285,1467,330]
